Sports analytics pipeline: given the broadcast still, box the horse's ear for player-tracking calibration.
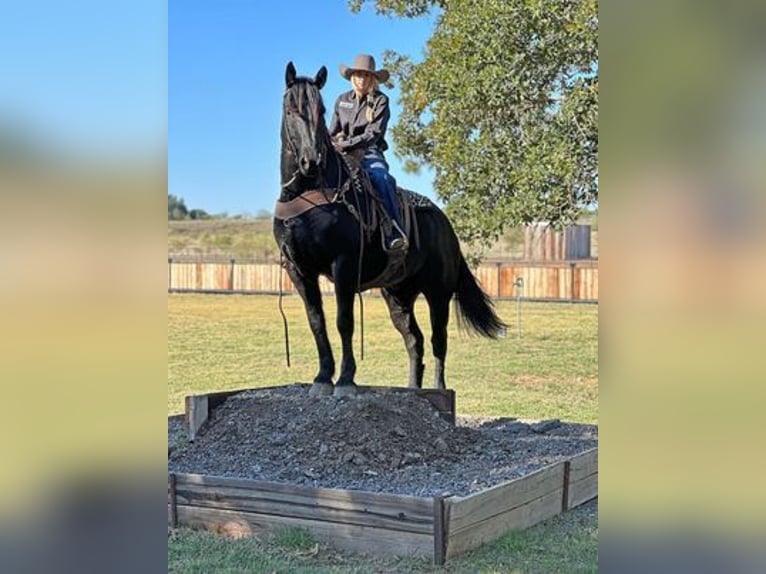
[286,62,297,87]
[315,66,327,90]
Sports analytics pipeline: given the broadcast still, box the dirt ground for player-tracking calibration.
[168,384,597,497]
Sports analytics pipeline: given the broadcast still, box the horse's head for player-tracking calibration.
[282,62,329,181]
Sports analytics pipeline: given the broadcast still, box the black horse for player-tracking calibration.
[274,62,505,397]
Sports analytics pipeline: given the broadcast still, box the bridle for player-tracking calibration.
[281,84,329,189]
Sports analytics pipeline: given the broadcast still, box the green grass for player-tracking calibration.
[168,293,598,572]
[168,294,597,423]
[168,218,278,260]
[168,500,597,573]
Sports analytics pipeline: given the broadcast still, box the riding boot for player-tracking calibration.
[380,179,408,251]
[362,154,408,251]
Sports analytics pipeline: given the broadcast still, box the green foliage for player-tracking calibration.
[188,208,211,220]
[168,194,211,221]
[351,0,598,250]
[168,193,189,220]
[349,0,442,17]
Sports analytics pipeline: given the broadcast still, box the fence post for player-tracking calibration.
[230,258,236,291]
[569,261,576,301]
[514,277,524,339]
[495,262,502,298]
[168,257,173,292]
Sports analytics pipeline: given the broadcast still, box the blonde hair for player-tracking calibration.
[366,82,380,122]
[351,73,381,122]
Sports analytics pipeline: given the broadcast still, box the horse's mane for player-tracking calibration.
[285,77,328,131]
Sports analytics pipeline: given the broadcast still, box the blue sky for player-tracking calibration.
[169,1,439,217]
[0,0,166,159]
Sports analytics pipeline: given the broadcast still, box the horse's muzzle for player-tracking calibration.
[299,155,319,177]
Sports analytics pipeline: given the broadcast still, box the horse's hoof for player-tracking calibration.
[309,382,334,397]
[333,384,358,398]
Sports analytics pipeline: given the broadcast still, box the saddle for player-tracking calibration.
[336,154,418,289]
[274,158,434,290]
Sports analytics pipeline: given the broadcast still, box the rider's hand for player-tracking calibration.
[332,138,347,153]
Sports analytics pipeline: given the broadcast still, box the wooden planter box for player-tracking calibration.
[169,387,597,564]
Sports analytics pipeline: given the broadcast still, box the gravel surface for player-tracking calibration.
[168,384,597,498]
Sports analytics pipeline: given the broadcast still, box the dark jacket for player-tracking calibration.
[328,89,390,155]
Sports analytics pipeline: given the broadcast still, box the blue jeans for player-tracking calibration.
[362,153,402,230]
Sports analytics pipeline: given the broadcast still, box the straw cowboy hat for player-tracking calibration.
[339,54,390,83]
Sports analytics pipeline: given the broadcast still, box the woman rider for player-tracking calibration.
[329,53,408,251]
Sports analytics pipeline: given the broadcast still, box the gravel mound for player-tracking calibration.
[168,384,597,497]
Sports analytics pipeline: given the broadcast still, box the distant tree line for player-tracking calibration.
[168,194,211,220]
[168,194,273,220]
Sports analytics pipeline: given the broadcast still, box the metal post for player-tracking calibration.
[514,277,524,340]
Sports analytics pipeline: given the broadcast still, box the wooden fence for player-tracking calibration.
[167,259,598,302]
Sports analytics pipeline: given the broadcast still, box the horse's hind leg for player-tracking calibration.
[287,268,334,395]
[425,291,450,390]
[382,288,425,388]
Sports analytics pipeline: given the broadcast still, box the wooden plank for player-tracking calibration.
[175,483,434,534]
[175,472,434,513]
[446,487,563,558]
[569,448,597,482]
[175,473,434,530]
[433,497,447,565]
[567,448,598,509]
[168,473,177,527]
[448,462,565,533]
[185,395,209,442]
[568,474,598,509]
[176,505,434,558]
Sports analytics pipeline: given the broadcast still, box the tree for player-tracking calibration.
[168,194,189,220]
[350,0,598,249]
[189,208,211,220]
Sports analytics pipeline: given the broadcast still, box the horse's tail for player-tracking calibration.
[455,257,507,338]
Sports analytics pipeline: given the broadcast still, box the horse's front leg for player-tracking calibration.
[287,267,335,396]
[333,278,358,398]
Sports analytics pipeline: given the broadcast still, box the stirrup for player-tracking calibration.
[388,237,407,251]
[385,221,409,252]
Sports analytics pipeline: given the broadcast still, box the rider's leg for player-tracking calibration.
[362,156,407,250]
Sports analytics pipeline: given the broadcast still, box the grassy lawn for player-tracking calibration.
[168,293,598,572]
[169,499,597,573]
[168,294,597,422]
